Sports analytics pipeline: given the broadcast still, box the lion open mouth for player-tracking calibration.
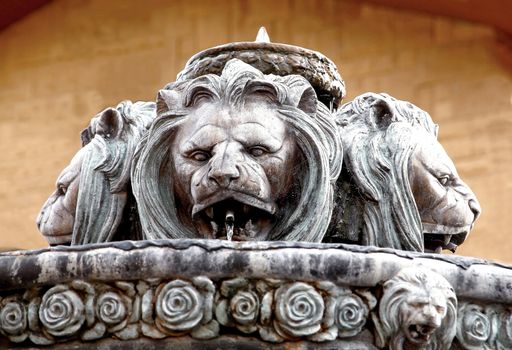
[407,324,436,343]
[423,223,470,253]
[423,232,468,253]
[192,197,275,241]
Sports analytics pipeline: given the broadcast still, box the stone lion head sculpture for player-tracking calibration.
[131,59,342,242]
[375,267,457,350]
[36,101,155,245]
[329,92,480,252]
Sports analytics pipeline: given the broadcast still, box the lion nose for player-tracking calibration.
[423,305,442,327]
[208,155,240,188]
[36,211,43,229]
[208,164,240,188]
[468,199,481,221]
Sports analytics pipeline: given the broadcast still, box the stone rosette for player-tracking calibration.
[0,296,28,342]
[454,301,512,350]
[140,277,218,340]
[457,303,493,349]
[334,288,374,338]
[215,277,261,334]
[274,282,325,338]
[217,278,374,343]
[39,285,86,338]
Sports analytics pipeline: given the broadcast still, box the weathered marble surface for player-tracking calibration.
[0,240,510,349]
[36,29,481,254]
[1,240,511,300]
[132,59,342,243]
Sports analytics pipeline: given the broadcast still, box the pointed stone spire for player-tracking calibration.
[255,26,271,43]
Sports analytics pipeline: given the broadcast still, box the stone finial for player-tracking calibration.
[255,26,270,43]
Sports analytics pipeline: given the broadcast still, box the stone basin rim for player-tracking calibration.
[0,239,510,304]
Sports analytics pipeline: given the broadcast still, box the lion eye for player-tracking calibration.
[248,146,267,157]
[190,151,211,162]
[192,92,212,106]
[57,184,67,195]
[438,176,450,186]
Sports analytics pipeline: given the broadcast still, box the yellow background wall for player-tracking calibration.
[0,0,511,262]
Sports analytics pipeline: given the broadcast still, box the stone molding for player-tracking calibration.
[177,41,346,109]
[0,240,511,349]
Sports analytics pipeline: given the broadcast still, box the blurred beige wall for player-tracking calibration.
[0,0,511,262]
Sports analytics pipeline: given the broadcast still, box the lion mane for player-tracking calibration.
[375,267,457,350]
[131,59,343,242]
[71,101,155,244]
[329,92,438,251]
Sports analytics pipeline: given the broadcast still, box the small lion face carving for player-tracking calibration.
[402,288,448,345]
[409,133,481,253]
[171,100,297,241]
[36,148,84,245]
[376,267,457,350]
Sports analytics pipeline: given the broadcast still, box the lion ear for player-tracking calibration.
[156,89,179,116]
[96,108,123,139]
[297,86,317,117]
[80,127,93,146]
[370,98,396,129]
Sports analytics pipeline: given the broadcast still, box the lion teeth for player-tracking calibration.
[446,242,458,253]
[225,211,235,241]
[244,220,255,237]
[210,221,218,234]
[444,234,452,245]
[434,246,443,254]
[206,207,214,219]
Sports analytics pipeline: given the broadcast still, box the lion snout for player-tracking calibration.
[36,209,45,230]
[207,158,241,189]
[468,198,481,222]
[423,312,442,329]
